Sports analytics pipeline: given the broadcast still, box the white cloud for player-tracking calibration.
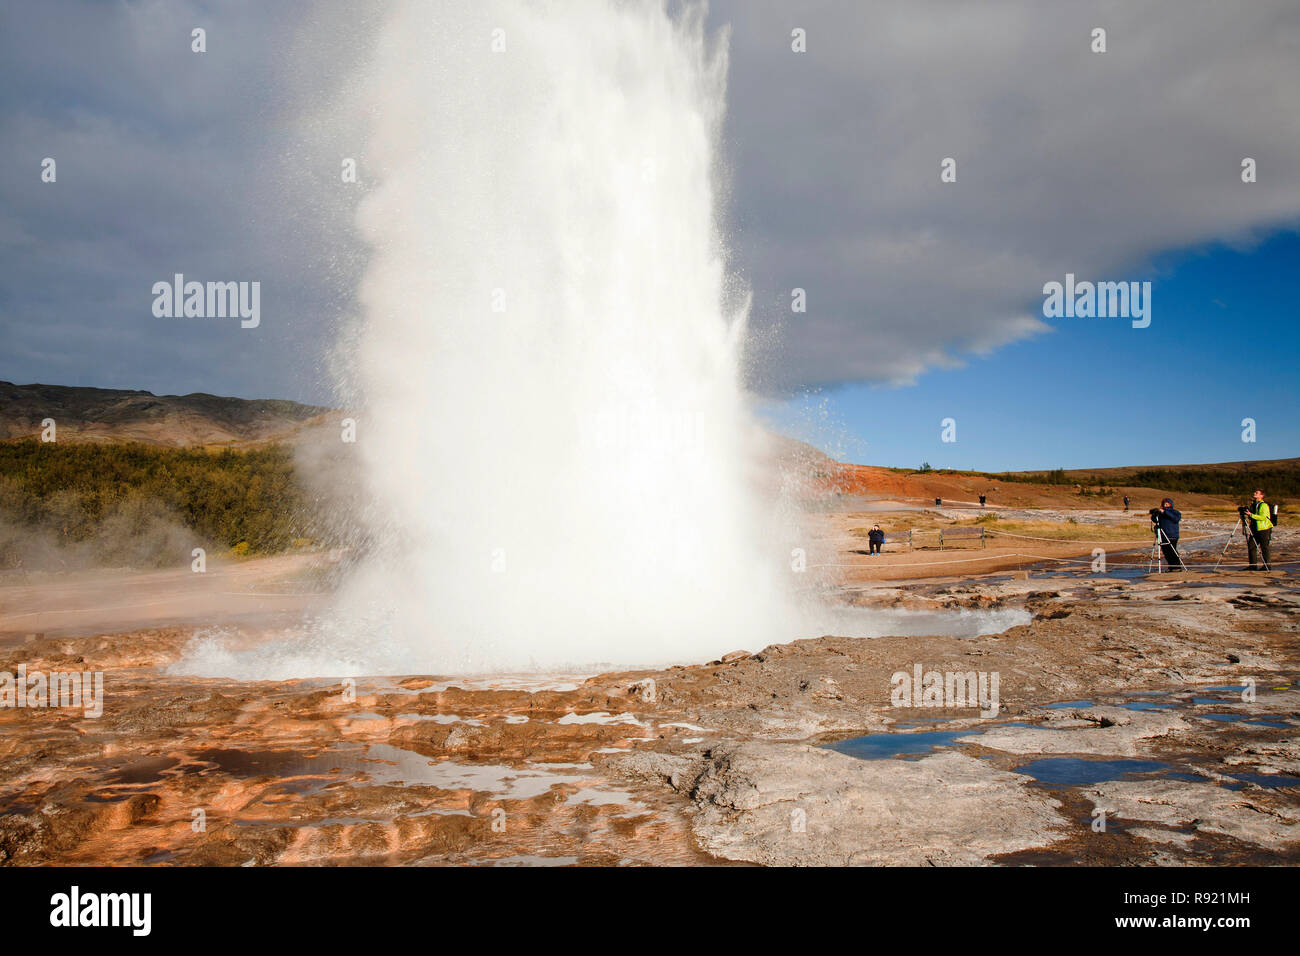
[1,0,1297,401]
[715,0,1300,392]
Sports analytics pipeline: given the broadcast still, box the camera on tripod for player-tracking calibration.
[1148,507,1162,521]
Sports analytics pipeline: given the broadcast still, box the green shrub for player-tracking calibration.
[0,439,333,565]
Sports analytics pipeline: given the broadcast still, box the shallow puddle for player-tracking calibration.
[1196,713,1292,728]
[1012,757,1170,787]
[1229,772,1300,789]
[825,681,1299,797]
[1119,700,1175,711]
[825,728,976,760]
[179,742,642,810]
[106,755,181,784]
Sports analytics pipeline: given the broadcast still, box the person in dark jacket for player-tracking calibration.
[867,524,885,555]
[1152,497,1183,571]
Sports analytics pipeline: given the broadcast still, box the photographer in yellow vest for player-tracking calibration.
[1245,489,1273,571]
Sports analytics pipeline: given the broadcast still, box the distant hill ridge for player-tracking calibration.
[2,382,1294,503]
[0,381,334,447]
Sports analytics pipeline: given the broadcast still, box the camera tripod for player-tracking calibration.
[1148,523,1182,573]
[1213,510,1271,572]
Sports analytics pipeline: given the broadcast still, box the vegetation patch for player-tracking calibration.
[0,439,332,568]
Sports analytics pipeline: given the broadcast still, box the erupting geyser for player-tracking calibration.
[325,0,798,672]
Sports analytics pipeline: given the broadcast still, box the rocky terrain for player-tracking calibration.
[1,563,1296,867]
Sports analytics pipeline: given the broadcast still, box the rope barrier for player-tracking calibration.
[981,528,1230,545]
[813,530,1292,570]
[810,551,1297,571]
[810,553,1034,569]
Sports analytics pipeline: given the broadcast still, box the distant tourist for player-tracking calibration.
[1245,489,1274,571]
[1151,498,1183,571]
[935,497,942,507]
[979,493,987,508]
[1123,495,1130,512]
[867,524,885,555]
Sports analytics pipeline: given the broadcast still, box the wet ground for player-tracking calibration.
[1,566,1297,866]
[818,682,1300,862]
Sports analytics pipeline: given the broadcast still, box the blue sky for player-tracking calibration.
[762,230,1300,471]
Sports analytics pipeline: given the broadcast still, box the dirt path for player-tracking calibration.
[0,553,335,642]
